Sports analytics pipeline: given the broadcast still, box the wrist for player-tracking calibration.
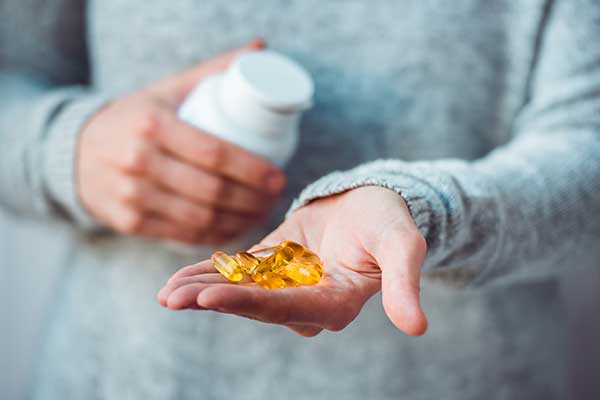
[287,162,433,239]
[43,90,111,228]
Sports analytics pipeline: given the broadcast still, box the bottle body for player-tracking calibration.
[177,50,314,167]
[178,74,299,166]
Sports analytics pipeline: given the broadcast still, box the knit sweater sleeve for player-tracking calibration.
[0,16,109,228]
[288,0,600,284]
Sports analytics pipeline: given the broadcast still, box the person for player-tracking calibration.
[1,0,599,399]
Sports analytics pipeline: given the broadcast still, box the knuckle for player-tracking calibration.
[201,139,225,169]
[122,142,150,173]
[203,209,219,226]
[135,108,161,142]
[168,228,190,243]
[190,231,207,244]
[180,205,206,227]
[177,204,198,223]
[116,209,144,234]
[206,178,226,202]
[118,180,144,204]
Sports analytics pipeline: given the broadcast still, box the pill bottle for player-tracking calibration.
[178,50,314,166]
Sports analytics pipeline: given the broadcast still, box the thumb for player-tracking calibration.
[150,37,266,104]
[378,231,428,336]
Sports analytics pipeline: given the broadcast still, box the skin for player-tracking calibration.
[158,186,428,337]
[77,38,286,245]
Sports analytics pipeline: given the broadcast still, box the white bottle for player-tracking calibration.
[178,50,314,166]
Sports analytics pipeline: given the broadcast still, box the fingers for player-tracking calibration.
[109,173,257,238]
[159,278,324,337]
[164,283,213,310]
[77,40,277,245]
[194,285,358,331]
[113,176,209,227]
[150,38,266,105]
[159,273,324,337]
[167,260,215,283]
[130,144,278,215]
[108,203,199,244]
[98,97,285,210]
[159,273,237,308]
[377,231,428,336]
[158,257,340,327]
[154,112,286,194]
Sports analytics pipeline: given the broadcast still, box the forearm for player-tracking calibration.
[289,127,599,284]
[291,0,600,285]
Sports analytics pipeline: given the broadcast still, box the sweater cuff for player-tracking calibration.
[287,160,437,240]
[42,90,111,229]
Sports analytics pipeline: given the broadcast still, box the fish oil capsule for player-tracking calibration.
[306,260,323,275]
[298,253,323,267]
[279,240,306,256]
[280,262,322,285]
[251,271,287,289]
[254,252,278,275]
[211,251,244,282]
[281,277,300,287]
[280,240,323,267]
[249,246,278,260]
[255,246,294,274]
[234,251,260,274]
[210,240,323,289]
[277,246,294,263]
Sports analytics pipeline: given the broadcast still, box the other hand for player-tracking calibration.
[77,38,286,245]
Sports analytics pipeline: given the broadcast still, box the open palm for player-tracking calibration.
[158,186,428,337]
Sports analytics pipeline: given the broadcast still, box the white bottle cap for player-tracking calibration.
[226,50,314,113]
[178,49,313,166]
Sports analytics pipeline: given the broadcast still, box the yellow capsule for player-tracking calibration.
[254,253,277,275]
[210,240,324,289]
[211,251,244,282]
[307,260,323,275]
[280,240,306,256]
[255,246,294,274]
[280,262,322,285]
[301,253,323,265]
[234,251,260,274]
[277,246,295,263]
[281,276,300,287]
[249,246,277,260]
[280,240,323,266]
[251,271,287,289]
[260,277,288,289]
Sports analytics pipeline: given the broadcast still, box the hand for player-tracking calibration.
[77,39,286,245]
[158,186,428,337]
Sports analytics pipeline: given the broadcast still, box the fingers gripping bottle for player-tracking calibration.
[178,50,314,166]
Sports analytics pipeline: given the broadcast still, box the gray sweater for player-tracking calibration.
[1,0,599,399]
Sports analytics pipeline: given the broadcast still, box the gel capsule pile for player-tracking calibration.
[211,240,323,289]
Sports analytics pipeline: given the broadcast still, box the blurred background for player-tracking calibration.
[2,211,73,400]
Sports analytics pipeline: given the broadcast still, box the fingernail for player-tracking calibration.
[265,171,285,193]
[248,37,266,49]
